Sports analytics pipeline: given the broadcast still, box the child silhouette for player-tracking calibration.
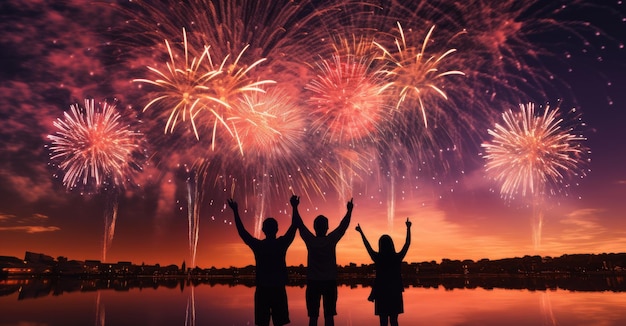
[355,218,412,326]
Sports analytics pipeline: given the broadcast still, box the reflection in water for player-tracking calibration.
[540,292,557,326]
[1,279,626,325]
[2,275,626,299]
[185,285,195,326]
[95,291,105,326]
[0,274,626,302]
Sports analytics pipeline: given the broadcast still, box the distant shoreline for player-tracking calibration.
[3,272,626,297]
[3,251,626,281]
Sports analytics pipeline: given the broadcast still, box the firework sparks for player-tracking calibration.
[228,88,307,158]
[442,0,622,104]
[220,88,331,202]
[117,0,357,101]
[305,36,393,146]
[48,99,143,192]
[482,102,588,200]
[48,98,144,261]
[375,23,465,128]
[227,88,310,236]
[134,28,274,144]
[133,28,222,140]
[133,25,275,266]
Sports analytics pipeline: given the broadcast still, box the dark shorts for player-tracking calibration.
[255,286,290,326]
[306,280,338,317]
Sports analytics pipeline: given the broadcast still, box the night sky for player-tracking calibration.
[1,0,625,269]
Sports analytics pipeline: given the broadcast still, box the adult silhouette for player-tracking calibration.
[294,198,353,326]
[228,196,299,326]
[355,218,412,326]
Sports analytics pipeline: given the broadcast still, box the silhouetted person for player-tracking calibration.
[228,196,299,326]
[294,198,354,326]
[355,218,412,326]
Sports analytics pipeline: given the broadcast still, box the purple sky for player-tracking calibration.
[1,0,625,268]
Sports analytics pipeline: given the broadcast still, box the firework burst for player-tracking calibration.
[196,87,338,236]
[228,88,307,159]
[48,98,143,192]
[481,102,589,200]
[133,28,221,140]
[48,98,144,261]
[375,23,465,128]
[134,28,274,144]
[305,36,393,146]
[215,87,338,203]
[440,0,623,104]
[116,0,357,91]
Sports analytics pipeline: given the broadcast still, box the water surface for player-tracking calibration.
[1,278,626,325]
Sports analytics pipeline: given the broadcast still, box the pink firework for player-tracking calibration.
[482,102,589,200]
[440,0,622,102]
[48,98,144,261]
[48,98,143,192]
[305,36,393,146]
[211,87,335,202]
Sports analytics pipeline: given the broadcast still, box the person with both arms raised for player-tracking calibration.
[293,196,354,326]
[228,195,300,326]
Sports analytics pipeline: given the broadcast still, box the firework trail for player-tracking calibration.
[121,0,360,254]
[104,191,119,262]
[482,102,589,248]
[186,172,201,268]
[540,292,558,326]
[111,0,615,245]
[133,25,275,265]
[48,99,144,261]
[95,291,105,326]
[375,21,467,228]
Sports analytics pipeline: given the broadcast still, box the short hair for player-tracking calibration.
[313,215,328,234]
[262,218,278,235]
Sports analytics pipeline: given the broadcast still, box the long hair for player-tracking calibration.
[378,234,396,256]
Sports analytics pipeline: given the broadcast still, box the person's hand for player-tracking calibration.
[227,198,238,210]
[406,217,412,228]
[290,195,300,207]
[355,223,362,233]
[347,198,354,210]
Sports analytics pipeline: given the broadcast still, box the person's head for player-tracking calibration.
[378,235,396,255]
[262,218,278,239]
[313,215,328,236]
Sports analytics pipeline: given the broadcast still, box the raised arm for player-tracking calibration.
[331,198,353,237]
[295,196,315,240]
[283,195,300,243]
[228,198,255,246]
[398,218,412,259]
[355,223,377,261]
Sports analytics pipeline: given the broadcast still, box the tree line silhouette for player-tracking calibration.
[2,251,625,279]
